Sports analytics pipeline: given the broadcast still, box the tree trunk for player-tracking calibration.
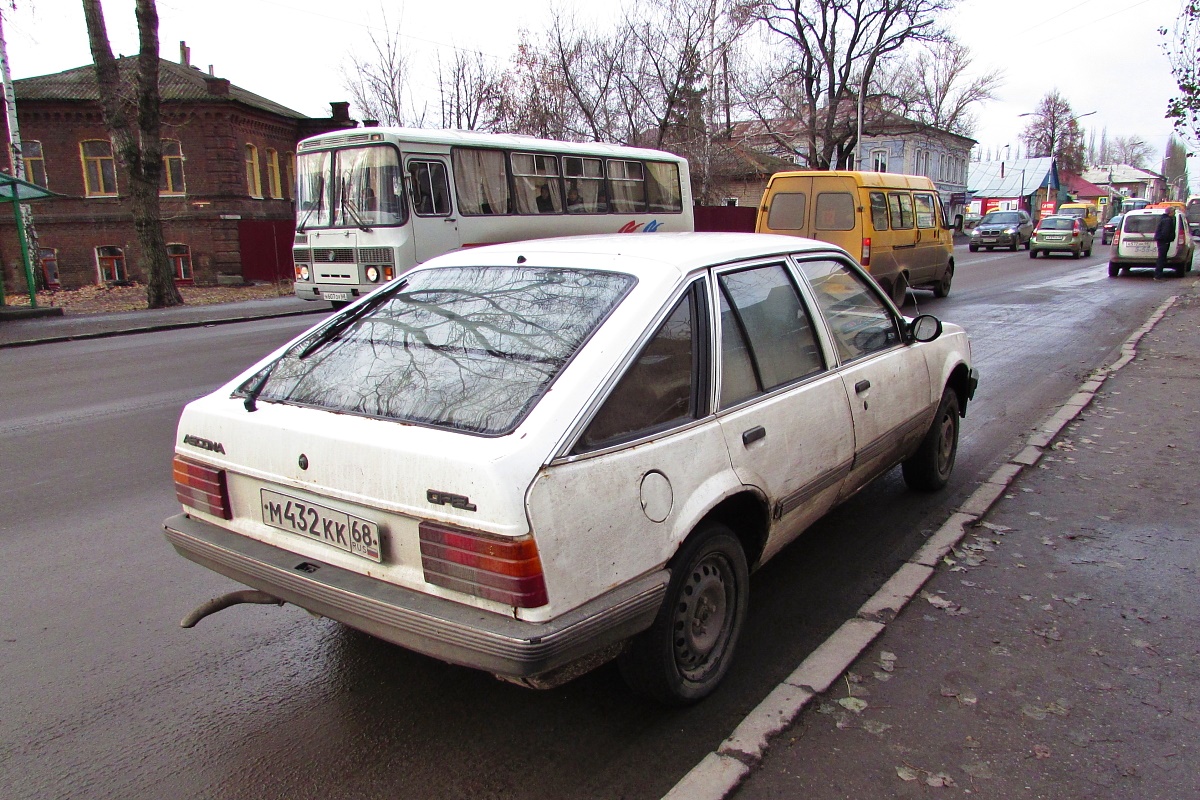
[82,0,182,308]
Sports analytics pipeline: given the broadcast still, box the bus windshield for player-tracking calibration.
[297,146,407,230]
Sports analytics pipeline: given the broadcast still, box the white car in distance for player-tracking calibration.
[166,232,979,704]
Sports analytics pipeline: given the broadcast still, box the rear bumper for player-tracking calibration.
[164,513,668,679]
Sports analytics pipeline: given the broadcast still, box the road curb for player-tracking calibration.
[0,306,329,349]
[660,294,1181,800]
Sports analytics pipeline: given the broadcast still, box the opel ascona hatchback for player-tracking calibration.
[166,233,978,704]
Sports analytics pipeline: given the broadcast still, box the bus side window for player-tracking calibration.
[451,147,510,216]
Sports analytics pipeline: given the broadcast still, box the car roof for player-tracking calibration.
[421,232,850,278]
[1126,208,1167,217]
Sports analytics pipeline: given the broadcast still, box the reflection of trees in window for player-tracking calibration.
[167,243,193,281]
[251,267,634,434]
[96,245,126,282]
[579,286,697,450]
[82,139,117,196]
[22,141,48,188]
[160,139,185,194]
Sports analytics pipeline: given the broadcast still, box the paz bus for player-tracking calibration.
[291,128,694,304]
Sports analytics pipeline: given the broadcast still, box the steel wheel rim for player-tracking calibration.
[673,552,735,680]
[937,410,957,475]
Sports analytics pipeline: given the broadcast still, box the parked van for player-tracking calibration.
[757,171,955,305]
[1056,202,1099,233]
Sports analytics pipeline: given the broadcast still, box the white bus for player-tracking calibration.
[291,128,694,304]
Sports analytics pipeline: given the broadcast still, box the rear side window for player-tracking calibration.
[814,192,855,231]
[766,192,807,230]
[869,192,889,231]
[717,264,824,408]
[578,285,700,450]
[888,192,914,229]
[243,266,635,435]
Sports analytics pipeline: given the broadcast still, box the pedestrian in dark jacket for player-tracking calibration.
[1154,207,1177,280]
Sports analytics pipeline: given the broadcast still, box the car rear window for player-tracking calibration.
[1039,218,1074,230]
[1123,215,1159,234]
[241,266,635,435]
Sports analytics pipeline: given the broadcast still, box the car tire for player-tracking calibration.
[902,387,960,492]
[1084,246,1092,257]
[618,522,749,705]
[968,244,978,252]
[890,273,908,307]
[1071,248,1080,259]
[1029,249,1038,259]
[1108,262,1121,277]
[1011,239,1019,252]
[1024,237,1031,250]
[933,265,953,298]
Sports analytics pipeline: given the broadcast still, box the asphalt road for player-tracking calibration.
[0,244,1185,800]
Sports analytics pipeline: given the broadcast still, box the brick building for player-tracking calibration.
[1,52,356,291]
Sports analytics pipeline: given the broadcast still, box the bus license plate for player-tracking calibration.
[261,489,382,562]
[322,291,350,302]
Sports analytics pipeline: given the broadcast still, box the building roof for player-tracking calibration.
[1060,171,1113,198]
[14,58,306,119]
[968,157,1057,197]
[1081,164,1163,185]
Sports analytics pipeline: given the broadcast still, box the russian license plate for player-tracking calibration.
[1044,235,1064,241]
[980,237,997,243]
[261,489,382,562]
[1127,242,1154,254]
[322,291,350,301]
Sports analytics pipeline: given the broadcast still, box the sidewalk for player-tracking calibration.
[0,294,329,348]
[679,283,1200,799]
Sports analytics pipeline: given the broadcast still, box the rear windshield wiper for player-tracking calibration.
[240,280,406,412]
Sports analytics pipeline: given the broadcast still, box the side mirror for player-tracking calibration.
[909,314,943,343]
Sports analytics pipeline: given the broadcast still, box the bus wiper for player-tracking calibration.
[297,175,325,234]
[340,181,373,232]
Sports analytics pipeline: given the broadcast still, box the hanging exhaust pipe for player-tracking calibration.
[180,589,284,628]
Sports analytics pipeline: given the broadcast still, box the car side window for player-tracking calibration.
[888,192,914,229]
[914,192,936,229]
[796,259,901,363]
[869,191,889,231]
[717,264,824,409]
[578,285,699,450]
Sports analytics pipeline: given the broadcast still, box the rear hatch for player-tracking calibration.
[1117,212,1160,259]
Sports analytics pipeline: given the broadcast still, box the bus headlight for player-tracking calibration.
[366,266,381,282]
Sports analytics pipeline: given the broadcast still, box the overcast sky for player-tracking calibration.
[2,0,1189,170]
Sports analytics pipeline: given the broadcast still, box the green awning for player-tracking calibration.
[0,171,61,202]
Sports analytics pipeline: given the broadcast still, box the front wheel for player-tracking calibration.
[902,388,960,492]
[618,522,749,705]
[968,244,979,252]
[1011,239,1019,252]
[1024,237,1031,250]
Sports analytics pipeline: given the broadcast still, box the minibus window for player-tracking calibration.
[452,147,510,215]
[888,192,914,229]
[766,192,806,230]
[914,193,935,228]
[815,192,855,231]
[869,192,889,231]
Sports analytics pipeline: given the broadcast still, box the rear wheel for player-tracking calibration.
[933,265,953,298]
[618,522,749,705]
[1108,262,1121,277]
[1024,237,1031,250]
[890,273,909,307]
[1084,245,1092,257]
[903,388,960,492]
[1071,247,1080,259]
[1029,249,1038,259]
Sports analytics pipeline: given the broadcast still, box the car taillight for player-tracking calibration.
[419,522,548,608]
[173,455,232,519]
[861,237,871,266]
[1073,220,1081,233]
[1112,230,1121,247]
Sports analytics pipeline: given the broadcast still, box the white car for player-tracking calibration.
[166,233,978,704]
[1109,208,1195,277]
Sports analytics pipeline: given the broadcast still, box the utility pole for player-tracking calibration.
[0,8,40,305]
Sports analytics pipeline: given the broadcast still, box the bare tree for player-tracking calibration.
[887,40,1001,137]
[1161,134,1190,198]
[435,49,508,131]
[82,0,182,308]
[342,9,425,126]
[1112,134,1153,168]
[1019,89,1086,174]
[739,0,954,168]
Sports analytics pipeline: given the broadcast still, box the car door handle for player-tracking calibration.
[855,379,871,394]
[742,426,766,446]
[444,217,457,223]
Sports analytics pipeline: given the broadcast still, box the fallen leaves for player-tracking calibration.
[5,280,295,315]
